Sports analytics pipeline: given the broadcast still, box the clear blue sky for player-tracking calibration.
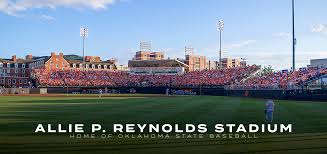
[1,0,327,70]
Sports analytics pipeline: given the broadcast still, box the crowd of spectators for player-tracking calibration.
[33,66,327,89]
[32,65,260,87]
[231,67,327,90]
[33,69,65,87]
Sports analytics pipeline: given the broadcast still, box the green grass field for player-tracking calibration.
[0,95,327,154]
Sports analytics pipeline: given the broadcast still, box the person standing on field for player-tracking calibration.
[99,89,103,98]
[265,99,275,123]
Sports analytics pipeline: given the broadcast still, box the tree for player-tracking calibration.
[260,65,274,76]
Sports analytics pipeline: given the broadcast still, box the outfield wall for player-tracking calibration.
[44,86,225,96]
[0,88,30,94]
[27,86,327,101]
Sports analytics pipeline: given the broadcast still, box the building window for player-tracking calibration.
[56,64,59,68]
[22,69,25,73]
[92,64,95,69]
[24,79,27,84]
[104,65,107,69]
[15,69,18,73]
[22,64,25,68]
[98,65,101,69]
[73,64,76,68]
[7,63,10,68]
[12,79,16,84]
[15,63,18,68]
[19,79,22,84]
[8,79,11,84]
[86,64,89,69]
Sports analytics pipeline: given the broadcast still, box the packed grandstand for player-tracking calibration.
[31,65,327,89]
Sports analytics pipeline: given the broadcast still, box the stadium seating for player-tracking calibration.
[33,66,327,89]
[32,65,260,87]
[234,67,327,90]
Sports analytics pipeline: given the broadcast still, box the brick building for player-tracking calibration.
[0,55,31,88]
[133,51,164,61]
[185,55,207,72]
[0,52,117,88]
[29,52,117,71]
[219,58,242,68]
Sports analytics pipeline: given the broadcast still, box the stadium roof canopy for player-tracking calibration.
[128,59,189,68]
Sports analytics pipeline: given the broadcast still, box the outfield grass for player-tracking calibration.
[0,95,327,154]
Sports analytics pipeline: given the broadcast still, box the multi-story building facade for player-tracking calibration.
[0,55,31,88]
[29,52,117,71]
[133,51,164,61]
[220,58,242,68]
[206,60,218,70]
[185,55,207,72]
[0,52,117,88]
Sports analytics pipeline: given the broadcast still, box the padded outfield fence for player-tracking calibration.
[2,84,327,101]
[42,86,226,96]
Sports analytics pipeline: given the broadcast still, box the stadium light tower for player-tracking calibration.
[80,27,89,70]
[217,20,224,69]
[292,0,296,71]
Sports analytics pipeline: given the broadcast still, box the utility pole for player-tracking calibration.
[292,0,296,71]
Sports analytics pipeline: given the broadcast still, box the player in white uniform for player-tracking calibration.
[99,89,103,98]
[166,88,169,96]
[265,99,275,123]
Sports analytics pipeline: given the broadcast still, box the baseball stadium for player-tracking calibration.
[1,50,327,154]
[1,0,327,154]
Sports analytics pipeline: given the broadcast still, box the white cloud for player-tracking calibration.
[226,40,257,49]
[0,0,116,16]
[40,14,55,20]
[311,24,327,34]
[273,32,291,39]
